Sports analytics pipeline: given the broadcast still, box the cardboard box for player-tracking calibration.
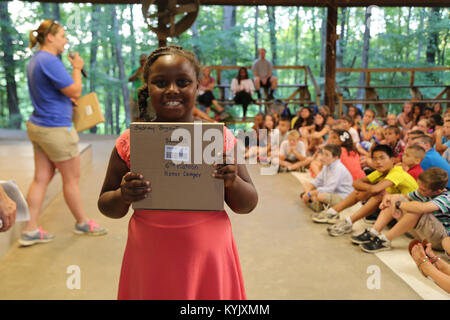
[130,122,225,211]
[72,92,105,132]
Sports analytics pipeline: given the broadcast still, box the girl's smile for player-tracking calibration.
[148,55,198,122]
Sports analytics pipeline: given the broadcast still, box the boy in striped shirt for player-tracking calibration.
[358,167,450,253]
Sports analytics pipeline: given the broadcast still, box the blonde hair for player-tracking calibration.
[29,20,61,49]
[288,130,300,139]
[405,144,426,161]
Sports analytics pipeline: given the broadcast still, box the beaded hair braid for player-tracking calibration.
[137,45,201,121]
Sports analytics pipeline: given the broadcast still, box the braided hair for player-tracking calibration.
[137,45,201,121]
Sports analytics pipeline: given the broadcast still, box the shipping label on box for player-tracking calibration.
[130,122,225,211]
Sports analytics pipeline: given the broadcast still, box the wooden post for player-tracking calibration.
[324,5,337,114]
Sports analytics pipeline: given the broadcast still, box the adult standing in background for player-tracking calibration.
[252,48,278,101]
[23,20,107,247]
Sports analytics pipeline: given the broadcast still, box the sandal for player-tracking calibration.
[422,239,441,265]
[408,239,421,256]
[409,242,430,278]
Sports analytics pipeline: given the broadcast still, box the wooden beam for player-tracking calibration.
[337,67,450,72]
[324,5,337,113]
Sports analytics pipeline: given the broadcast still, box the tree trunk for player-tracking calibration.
[222,5,236,65]
[0,2,21,129]
[440,31,449,66]
[426,7,441,65]
[336,7,347,69]
[294,6,300,83]
[405,7,412,62]
[416,8,425,63]
[111,5,130,127]
[128,4,137,70]
[319,8,327,78]
[191,20,201,63]
[222,5,236,99]
[266,6,277,66]
[103,23,113,134]
[42,3,51,18]
[357,7,372,103]
[52,3,61,21]
[310,8,317,71]
[254,6,259,60]
[88,4,101,133]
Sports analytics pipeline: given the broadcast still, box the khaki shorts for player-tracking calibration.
[27,121,79,162]
[322,193,343,207]
[409,213,448,251]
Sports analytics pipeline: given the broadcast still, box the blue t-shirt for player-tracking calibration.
[421,148,450,188]
[27,51,74,127]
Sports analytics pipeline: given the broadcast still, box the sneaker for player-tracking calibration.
[327,220,353,237]
[19,227,55,247]
[351,229,376,245]
[278,166,288,173]
[308,201,325,213]
[363,209,380,225]
[312,210,340,224]
[360,235,392,253]
[74,219,108,236]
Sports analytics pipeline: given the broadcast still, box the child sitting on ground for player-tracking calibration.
[277,130,308,172]
[277,116,292,145]
[401,144,425,181]
[313,145,418,233]
[339,115,360,147]
[300,144,354,212]
[309,129,365,181]
[356,168,450,253]
[384,114,398,128]
[383,126,405,163]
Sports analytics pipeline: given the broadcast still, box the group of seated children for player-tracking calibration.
[247,101,450,293]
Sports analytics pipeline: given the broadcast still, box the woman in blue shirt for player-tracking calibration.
[21,20,107,247]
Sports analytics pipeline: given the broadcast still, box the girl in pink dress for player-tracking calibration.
[98,46,258,300]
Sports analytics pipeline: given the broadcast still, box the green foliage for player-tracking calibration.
[0,3,449,132]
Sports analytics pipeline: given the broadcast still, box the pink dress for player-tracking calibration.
[340,147,366,181]
[116,127,246,300]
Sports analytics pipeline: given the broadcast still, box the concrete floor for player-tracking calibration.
[0,129,436,299]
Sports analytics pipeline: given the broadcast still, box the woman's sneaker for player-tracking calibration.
[19,227,55,247]
[360,235,392,253]
[74,219,108,236]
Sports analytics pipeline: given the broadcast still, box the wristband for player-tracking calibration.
[307,192,311,198]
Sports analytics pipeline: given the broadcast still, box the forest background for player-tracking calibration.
[0,1,449,134]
